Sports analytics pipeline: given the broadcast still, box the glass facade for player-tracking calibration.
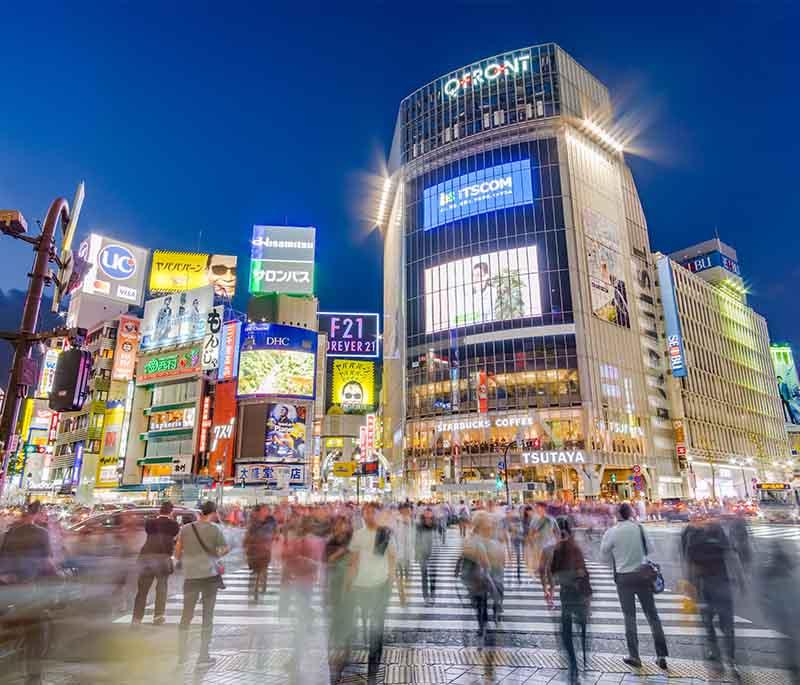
[399,44,560,163]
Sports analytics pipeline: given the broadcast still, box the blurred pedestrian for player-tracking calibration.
[415,508,437,606]
[761,541,800,679]
[550,516,592,684]
[526,501,559,608]
[132,501,179,625]
[244,504,276,602]
[175,501,229,667]
[348,503,395,685]
[600,502,668,670]
[393,504,414,606]
[682,517,741,681]
[461,511,495,643]
[0,500,54,684]
[326,515,355,684]
[456,500,470,538]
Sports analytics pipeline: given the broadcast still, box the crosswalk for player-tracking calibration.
[650,522,800,541]
[116,531,785,640]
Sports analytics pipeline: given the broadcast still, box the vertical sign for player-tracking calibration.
[477,370,488,413]
[657,256,688,378]
[673,419,688,470]
[198,395,212,454]
[111,316,141,382]
[366,414,376,457]
[359,425,367,461]
[219,320,241,380]
[203,305,224,371]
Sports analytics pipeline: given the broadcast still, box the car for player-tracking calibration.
[661,498,691,522]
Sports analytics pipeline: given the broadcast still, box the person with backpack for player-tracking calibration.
[174,501,229,668]
[550,516,592,685]
[457,500,471,538]
[525,501,559,608]
[600,502,668,670]
[682,517,742,681]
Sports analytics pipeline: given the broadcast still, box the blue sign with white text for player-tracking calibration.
[657,257,688,378]
[680,250,740,278]
[423,159,535,231]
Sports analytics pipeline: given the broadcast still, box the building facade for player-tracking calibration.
[656,251,790,499]
[382,44,676,501]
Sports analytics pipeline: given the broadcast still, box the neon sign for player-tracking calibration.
[443,55,531,98]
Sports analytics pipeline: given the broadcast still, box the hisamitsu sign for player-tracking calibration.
[249,225,316,295]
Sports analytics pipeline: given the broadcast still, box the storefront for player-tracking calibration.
[688,460,757,500]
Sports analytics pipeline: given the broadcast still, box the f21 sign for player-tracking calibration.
[318,312,379,359]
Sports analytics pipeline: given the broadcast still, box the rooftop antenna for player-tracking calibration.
[197,229,203,251]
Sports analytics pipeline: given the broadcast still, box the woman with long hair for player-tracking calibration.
[550,515,592,684]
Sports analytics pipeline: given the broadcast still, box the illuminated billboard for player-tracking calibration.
[771,344,800,425]
[138,347,201,383]
[265,403,307,461]
[237,323,317,399]
[657,256,687,378]
[329,359,375,414]
[585,207,629,328]
[140,285,214,351]
[423,159,534,231]
[78,233,149,305]
[111,315,140,382]
[318,312,379,358]
[680,250,740,278]
[149,251,238,298]
[249,225,315,295]
[424,245,541,333]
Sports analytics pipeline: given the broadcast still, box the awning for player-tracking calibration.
[112,483,174,492]
[143,401,197,415]
[136,456,173,465]
[139,428,193,440]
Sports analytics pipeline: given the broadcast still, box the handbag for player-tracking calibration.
[190,523,225,584]
[637,525,665,594]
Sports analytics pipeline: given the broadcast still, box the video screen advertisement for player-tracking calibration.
[423,159,535,231]
[584,207,630,328]
[249,225,316,295]
[424,245,542,333]
[265,403,306,462]
[149,251,238,298]
[237,323,317,399]
[772,344,800,425]
[140,285,214,351]
[318,312,380,359]
[78,233,149,305]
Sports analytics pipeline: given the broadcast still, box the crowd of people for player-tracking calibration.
[0,496,799,684]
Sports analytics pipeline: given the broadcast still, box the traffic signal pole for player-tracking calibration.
[0,198,70,499]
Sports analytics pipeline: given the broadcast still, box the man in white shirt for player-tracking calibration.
[349,503,396,685]
[601,502,668,670]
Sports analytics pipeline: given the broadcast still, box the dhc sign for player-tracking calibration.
[443,55,532,97]
[423,159,535,231]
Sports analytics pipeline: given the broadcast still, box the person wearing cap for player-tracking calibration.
[600,502,668,670]
[174,501,229,667]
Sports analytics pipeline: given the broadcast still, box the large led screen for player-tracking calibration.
[265,403,307,461]
[424,246,541,333]
[237,323,317,399]
[423,159,534,231]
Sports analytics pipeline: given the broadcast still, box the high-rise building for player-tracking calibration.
[656,251,790,498]
[381,44,675,501]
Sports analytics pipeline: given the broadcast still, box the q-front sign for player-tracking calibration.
[522,450,587,465]
[443,53,532,98]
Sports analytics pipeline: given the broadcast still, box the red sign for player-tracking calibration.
[359,425,367,461]
[477,371,488,414]
[111,315,141,382]
[198,395,212,454]
[209,381,237,479]
[366,414,376,455]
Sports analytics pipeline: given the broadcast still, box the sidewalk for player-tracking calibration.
[30,643,795,685]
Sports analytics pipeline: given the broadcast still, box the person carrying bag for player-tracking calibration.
[600,502,668,671]
[174,501,229,668]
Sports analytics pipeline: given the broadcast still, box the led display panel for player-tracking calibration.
[423,159,534,231]
[424,246,541,333]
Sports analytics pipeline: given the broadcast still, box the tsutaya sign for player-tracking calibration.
[435,414,534,433]
[443,54,532,98]
[522,450,587,465]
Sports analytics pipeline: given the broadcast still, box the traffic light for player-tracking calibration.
[610,473,617,483]
[495,475,503,490]
[49,349,92,412]
[532,436,541,449]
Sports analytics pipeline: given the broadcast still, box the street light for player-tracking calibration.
[215,462,223,508]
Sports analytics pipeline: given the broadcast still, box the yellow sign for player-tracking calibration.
[325,437,345,449]
[332,461,356,477]
[330,359,375,414]
[757,482,789,491]
[149,251,238,298]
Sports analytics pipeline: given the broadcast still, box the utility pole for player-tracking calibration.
[0,185,84,499]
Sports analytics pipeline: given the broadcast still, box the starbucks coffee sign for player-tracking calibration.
[522,450,586,465]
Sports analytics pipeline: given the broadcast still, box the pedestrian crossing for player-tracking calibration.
[651,522,800,541]
[116,530,786,640]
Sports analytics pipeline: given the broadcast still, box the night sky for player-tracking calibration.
[2,3,798,346]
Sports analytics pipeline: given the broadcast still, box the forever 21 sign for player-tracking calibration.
[318,312,379,359]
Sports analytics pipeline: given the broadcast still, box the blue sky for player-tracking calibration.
[1,2,798,344]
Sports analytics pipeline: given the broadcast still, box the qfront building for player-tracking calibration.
[381,43,677,501]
